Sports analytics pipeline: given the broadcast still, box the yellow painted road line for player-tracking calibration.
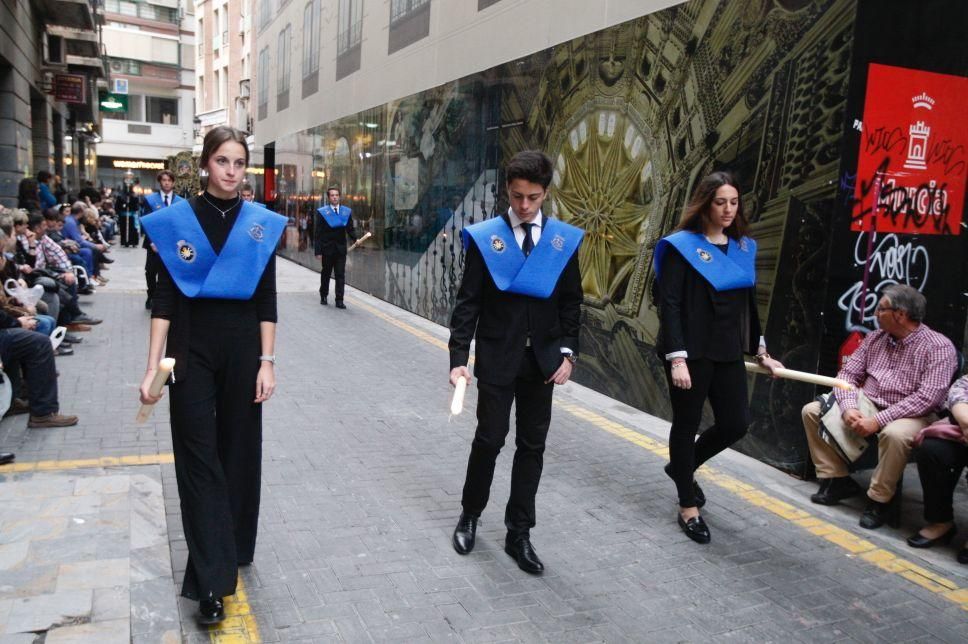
[0,453,175,473]
[349,295,968,613]
[209,576,261,643]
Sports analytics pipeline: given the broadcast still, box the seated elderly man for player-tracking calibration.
[802,284,957,529]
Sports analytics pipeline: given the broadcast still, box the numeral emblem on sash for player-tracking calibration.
[697,248,712,263]
[490,235,506,253]
[177,240,197,263]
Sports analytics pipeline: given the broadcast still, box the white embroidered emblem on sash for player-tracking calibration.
[249,223,265,242]
[490,235,506,253]
[177,240,196,263]
[697,248,712,263]
[551,234,565,251]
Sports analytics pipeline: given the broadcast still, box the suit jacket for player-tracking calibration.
[655,244,762,362]
[449,215,583,386]
[314,205,357,256]
[141,192,184,250]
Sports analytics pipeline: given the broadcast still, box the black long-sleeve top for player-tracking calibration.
[656,242,762,362]
[151,193,277,382]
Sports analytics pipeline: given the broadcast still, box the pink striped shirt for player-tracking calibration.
[834,324,957,428]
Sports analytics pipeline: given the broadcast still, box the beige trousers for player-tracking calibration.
[801,400,936,503]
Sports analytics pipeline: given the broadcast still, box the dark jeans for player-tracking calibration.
[0,328,59,416]
[319,253,346,301]
[665,358,750,507]
[461,349,554,538]
[168,312,262,600]
[915,437,968,524]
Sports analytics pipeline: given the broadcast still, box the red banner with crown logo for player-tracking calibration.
[852,63,968,235]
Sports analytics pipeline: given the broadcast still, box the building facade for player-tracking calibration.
[255,0,968,475]
[0,0,106,206]
[96,0,195,190]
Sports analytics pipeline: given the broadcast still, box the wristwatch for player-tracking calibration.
[259,355,276,364]
[563,351,578,364]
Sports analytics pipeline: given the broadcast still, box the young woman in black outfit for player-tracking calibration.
[138,126,286,624]
[653,172,783,544]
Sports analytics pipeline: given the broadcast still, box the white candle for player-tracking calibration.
[745,362,853,390]
[450,376,467,415]
[136,358,176,423]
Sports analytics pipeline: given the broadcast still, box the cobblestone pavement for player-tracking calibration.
[1,246,966,642]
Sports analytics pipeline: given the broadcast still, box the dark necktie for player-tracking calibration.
[521,222,535,257]
[164,194,169,207]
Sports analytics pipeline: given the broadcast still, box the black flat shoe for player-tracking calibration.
[504,536,544,574]
[335,301,346,309]
[958,548,968,565]
[0,452,14,465]
[677,513,711,544]
[810,476,864,506]
[907,524,957,548]
[197,595,224,625]
[320,297,328,306]
[860,496,901,530]
[664,462,705,508]
[452,513,477,555]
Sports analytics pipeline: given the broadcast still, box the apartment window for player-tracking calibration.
[146,96,179,125]
[257,47,269,120]
[198,18,204,57]
[222,71,229,111]
[337,0,363,80]
[388,0,430,55]
[277,25,292,111]
[301,1,320,97]
[259,0,272,30]
[213,8,221,52]
[104,0,178,23]
[213,70,220,108]
[198,76,206,110]
[220,5,228,46]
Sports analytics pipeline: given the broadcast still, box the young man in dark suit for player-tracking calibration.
[448,150,584,574]
[314,187,358,309]
[142,170,183,309]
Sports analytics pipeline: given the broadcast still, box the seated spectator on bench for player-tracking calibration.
[0,311,78,428]
[909,374,968,564]
[801,285,957,529]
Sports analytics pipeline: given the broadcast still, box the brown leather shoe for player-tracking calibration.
[28,413,79,428]
[66,323,92,332]
[4,398,29,417]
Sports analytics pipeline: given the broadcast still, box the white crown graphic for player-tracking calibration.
[912,92,936,110]
[910,121,930,136]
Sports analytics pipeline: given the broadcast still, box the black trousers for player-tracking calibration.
[145,250,160,301]
[0,328,58,416]
[665,358,749,507]
[914,437,968,524]
[168,314,262,600]
[461,349,554,537]
[319,252,346,301]
[118,214,139,247]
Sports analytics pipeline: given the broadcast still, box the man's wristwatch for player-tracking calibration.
[564,352,578,364]
[259,355,276,364]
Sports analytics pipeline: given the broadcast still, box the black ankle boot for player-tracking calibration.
[198,593,225,625]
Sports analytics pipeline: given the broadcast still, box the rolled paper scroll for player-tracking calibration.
[136,358,176,423]
[348,231,373,251]
[744,362,853,390]
[450,376,467,415]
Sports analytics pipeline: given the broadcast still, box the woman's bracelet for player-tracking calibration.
[671,361,687,370]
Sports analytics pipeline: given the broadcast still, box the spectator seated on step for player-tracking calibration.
[61,202,101,280]
[908,374,968,565]
[30,213,101,330]
[0,305,78,429]
[801,284,957,530]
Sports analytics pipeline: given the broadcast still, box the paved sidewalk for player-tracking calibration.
[0,246,966,642]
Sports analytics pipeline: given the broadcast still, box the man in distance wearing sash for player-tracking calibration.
[449,150,583,574]
[142,170,184,310]
[314,186,358,309]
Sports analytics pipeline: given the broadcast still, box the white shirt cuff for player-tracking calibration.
[560,347,573,355]
[665,351,688,361]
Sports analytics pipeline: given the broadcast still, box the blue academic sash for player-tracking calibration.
[318,205,350,227]
[141,200,286,300]
[653,230,756,291]
[144,192,184,213]
[462,216,583,299]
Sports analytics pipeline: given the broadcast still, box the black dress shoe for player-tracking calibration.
[678,513,711,544]
[958,548,968,564]
[320,296,328,306]
[55,346,73,356]
[197,595,224,625]
[504,536,544,574]
[0,452,14,465]
[664,462,705,508]
[62,334,82,344]
[810,476,863,505]
[335,301,346,309]
[452,513,477,555]
[860,497,900,530]
[907,524,956,548]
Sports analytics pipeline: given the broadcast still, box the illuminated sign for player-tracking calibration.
[111,159,166,170]
[99,91,128,112]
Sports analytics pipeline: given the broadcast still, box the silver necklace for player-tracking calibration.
[201,192,241,219]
